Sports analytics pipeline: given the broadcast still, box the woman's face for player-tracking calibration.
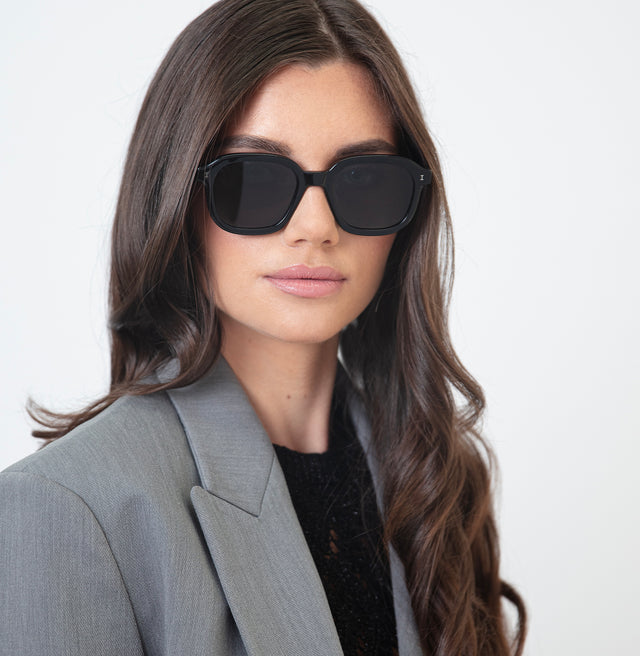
[202,60,397,347]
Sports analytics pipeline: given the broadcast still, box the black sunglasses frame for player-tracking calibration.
[196,153,432,236]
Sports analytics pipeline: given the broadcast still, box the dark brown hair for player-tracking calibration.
[31,0,526,653]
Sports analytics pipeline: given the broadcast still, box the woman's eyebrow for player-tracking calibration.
[220,135,397,160]
[334,139,397,158]
[220,135,291,155]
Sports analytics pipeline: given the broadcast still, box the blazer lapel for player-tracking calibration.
[166,358,343,656]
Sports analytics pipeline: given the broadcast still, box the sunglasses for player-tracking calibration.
[196,153,432,236]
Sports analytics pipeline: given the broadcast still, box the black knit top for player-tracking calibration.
[273,397,399,656]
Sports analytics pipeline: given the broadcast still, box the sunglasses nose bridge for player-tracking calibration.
[297,170,331,211]
[303,171,328,189]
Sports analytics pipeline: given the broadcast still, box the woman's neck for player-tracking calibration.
[220,320,339,454]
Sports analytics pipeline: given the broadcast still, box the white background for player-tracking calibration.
[1,1,638,653]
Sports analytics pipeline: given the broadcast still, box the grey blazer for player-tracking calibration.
[0,358,422,655]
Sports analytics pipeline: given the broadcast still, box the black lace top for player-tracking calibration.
[273,398,399,656]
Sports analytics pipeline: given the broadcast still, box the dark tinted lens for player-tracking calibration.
[328,161,414,230]
[211,159,297,229]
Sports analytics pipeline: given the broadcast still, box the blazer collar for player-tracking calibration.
[165,357,272,515]
[165,357,343,654]
[163,356,422,656]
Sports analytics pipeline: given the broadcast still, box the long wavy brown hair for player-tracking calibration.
[30,0,526,653]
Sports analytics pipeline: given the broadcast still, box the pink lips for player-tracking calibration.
[265,265,346,298]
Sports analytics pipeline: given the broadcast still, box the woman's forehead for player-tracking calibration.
[222,61,396,167]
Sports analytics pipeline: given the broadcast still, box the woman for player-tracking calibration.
[0,0,526,654]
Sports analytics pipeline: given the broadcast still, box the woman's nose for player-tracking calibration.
[282,186,340,246]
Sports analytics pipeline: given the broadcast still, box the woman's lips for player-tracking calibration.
[264,265,346,298]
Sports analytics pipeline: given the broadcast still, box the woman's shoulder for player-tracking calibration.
[1,390,198,507]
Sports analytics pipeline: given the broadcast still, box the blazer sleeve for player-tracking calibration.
[0,471,144,656]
